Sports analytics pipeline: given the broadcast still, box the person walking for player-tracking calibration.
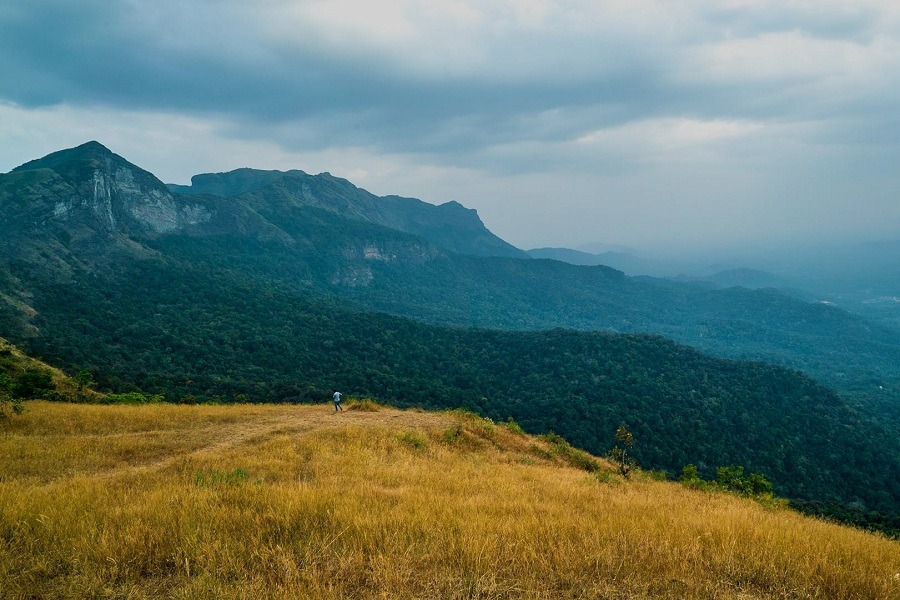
[332,390,343,412]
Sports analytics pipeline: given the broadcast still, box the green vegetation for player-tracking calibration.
[194,467,251,487]
[679,464,783,512]
[0,372,24,419]
[790,499,900,539]
[99,392,164,405]
[539,432,601,473]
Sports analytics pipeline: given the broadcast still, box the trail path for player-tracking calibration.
[91,404,454,481]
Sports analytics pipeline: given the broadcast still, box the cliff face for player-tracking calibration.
[5,141,212,237]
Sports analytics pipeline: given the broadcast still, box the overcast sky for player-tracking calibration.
[2,0,899,252]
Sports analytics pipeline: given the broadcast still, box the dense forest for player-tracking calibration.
[3,254,897,514]
[144,204,900,424]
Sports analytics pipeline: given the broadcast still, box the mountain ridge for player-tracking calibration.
[167,166,527,259]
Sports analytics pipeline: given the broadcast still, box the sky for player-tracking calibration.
[2,0,900,253]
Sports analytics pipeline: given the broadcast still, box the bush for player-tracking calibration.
[100,392,164,405]
[680,464,703,488]
[442,424,463,443]
[0,372,11,393]
[398,431,428,449]
[11,370,55,399]
[0,393,24,420]
[540,432,601,473]
[714,465,774,498]
[500,417,525,435]
[645,469,668,481]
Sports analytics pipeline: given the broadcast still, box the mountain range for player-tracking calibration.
[1,141,898,514]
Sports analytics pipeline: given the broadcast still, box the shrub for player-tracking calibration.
[11,370,55,399]
[194,468,250,487]
[101,392,164,405]
[645,469,668,481]
[500,417,525,435]
[42,390,69,403]
[442,424,463,443]
[540,432,601,473]
[398,431,428,449]
[679,464,776,502]
[0,393,24,420]
[707,465,776,498]
[595,470,620,484]
[680,464,702,487]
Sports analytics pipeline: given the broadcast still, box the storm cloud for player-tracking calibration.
[2,0,899,251]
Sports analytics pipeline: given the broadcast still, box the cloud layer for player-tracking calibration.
[2,0,899,250]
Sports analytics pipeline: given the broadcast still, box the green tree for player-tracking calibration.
[611,424,636,478]
[715,465,773,497]
[11,370,54,399]
[0,372,24,419]
[680,464,701,487]
[74,369,94,393]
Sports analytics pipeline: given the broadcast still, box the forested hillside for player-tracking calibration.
[2,254,896,512]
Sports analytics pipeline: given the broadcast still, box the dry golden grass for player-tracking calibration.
[0,401,897,599]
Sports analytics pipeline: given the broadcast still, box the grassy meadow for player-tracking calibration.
[0,401,898,599]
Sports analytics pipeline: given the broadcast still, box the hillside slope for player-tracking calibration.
[0,336,98,403]
[1,402,897,599]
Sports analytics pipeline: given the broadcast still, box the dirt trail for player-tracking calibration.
[93,405,454,481]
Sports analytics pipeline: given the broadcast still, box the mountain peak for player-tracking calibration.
[3,142,212,236]
[11,140,116,174]
[75,139,112,153]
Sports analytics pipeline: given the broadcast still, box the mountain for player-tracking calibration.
[168,167,527,259]
[527,247,605,265]
[527,246,680,275]
[1,142,899,512]
[3,141,216,239]
[703,268,790,290]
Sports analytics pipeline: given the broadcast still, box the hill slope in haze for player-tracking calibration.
[2,402,897,599]
[0,141,898,513]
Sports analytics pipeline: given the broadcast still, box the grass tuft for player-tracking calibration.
[345,397,381,412]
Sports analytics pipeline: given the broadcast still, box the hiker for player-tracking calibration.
[332,390,343,412]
